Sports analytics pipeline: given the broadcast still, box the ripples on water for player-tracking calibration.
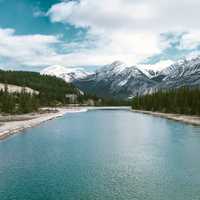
[0,110,200,200]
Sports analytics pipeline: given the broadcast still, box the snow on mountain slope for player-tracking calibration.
[160,57,200,79]
[74,57,200,99]
[137,67,158,78]
[137,60,175,78]
[94,61,150,82]
[94,61,130,81]
[153,56,200,90]
[41,65,91,82]
[73,61,157,99]
[41,56,200,99]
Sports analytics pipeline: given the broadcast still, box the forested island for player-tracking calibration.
[132,87,200,116]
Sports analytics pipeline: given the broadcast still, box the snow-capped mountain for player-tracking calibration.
[41,65,91,82]
[41,56,200,99]
[160,57,200,79]
[73,61,157,98]
[154,56,200,90]
[74,57,200,99]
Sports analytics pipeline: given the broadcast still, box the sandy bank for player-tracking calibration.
[132,110,200,126]
[0,107,87,140]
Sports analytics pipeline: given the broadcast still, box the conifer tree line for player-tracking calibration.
[0,85,39,114]
[132,87,200,115]
[0,70,80,106]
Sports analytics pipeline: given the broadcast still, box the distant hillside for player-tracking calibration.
[0,70,80,105]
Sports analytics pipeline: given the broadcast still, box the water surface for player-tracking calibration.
[0,110,200,200]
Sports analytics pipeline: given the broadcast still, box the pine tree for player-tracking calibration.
[132,87,200,116]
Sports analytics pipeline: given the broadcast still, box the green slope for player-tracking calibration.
[0,70,79,105]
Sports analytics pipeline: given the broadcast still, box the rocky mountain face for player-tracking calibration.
[73,61,157,99]
[74,57,200,99]
[41,56,200,99]
[155,57,200,90]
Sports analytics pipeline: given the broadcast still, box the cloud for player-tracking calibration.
[46,0,200,66]
[2,0,200,70]
[33,10,46,18]
[47,1,156,30]
[46,0,166,65]
[0,28,62,69]
[47,0,200,32]
[178,31,200,50]
[0,27,114,68]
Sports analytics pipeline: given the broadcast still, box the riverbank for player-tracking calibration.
[132,110,200,126]
[0,106,132,140]
[1,106,198,141]
[0,107,87,140]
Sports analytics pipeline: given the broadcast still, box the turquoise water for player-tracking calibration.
[0,110,200,200]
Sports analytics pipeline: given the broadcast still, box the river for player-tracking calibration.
[0,109,200,200]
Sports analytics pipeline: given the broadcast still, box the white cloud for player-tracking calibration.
[47,1,163,65]
[179,31,200,50]
[33,10,46,18]
[46,0,200,66]
[0,27,115,68]
[2,0,200,70]
[0,28,62,68]
[47,0,156,30]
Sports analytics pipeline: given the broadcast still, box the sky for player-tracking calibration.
[1,0,200,72]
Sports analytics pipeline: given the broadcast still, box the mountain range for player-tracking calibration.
[41,56,200,99]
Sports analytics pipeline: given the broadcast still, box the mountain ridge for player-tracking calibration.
[41,56,200,99]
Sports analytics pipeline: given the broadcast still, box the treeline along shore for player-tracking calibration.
[132,87,200,116]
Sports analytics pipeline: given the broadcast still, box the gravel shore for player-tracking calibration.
[132,110,200,126]
[0,107,130,140]
[0,108,87,140]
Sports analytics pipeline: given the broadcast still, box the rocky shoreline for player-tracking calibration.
[132,110,200,126]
